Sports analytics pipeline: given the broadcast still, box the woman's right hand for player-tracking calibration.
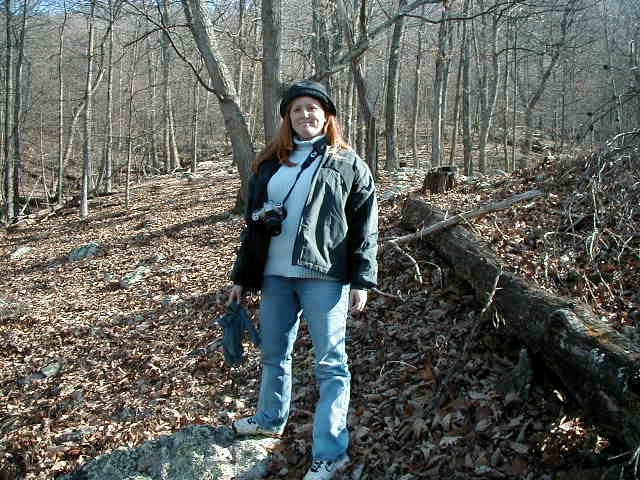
[227,284,244,305]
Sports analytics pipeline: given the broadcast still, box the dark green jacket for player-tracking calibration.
[231,147,378,291]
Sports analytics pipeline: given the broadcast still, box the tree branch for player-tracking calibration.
[383,189,544,249]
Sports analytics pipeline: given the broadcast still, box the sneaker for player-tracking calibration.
[232,416,281,437]
[303,455,349,480]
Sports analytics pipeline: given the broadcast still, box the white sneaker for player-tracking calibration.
[303,455,349,480]
[232,416,281,437]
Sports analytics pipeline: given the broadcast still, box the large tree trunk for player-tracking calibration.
[191,74,200,173]
[4,0,15,223]
[448,21,463,167]
[80,0,96,219]
[168,89,180,168]
[335,0,377,174]
[518,0,578,165]
[103,9,114,193]
[411,26,423,168]
[182,0,255,209]
[147,44,159,171]
[57,9,67,205]
[261,0,281,141]
[161,0,174,171]
[461,0,472,176]
[12,0,27,204]
[384,0,406,172]
[312,0,330,81]
[125,33,139,209]
[476,7,500,173]
[400,197,640,449]
[431,6,452,168]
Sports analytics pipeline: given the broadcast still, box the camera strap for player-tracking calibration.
[279,137,327,207]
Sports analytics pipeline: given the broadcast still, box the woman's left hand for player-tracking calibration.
[349,289,367,315]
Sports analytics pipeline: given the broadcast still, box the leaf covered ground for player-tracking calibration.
[1,138,638,479]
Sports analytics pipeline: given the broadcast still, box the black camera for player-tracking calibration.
[252,201,287,236]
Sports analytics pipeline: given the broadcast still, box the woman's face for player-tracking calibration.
[289,96,326,140]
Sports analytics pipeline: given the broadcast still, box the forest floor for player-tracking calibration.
[1,137,639,480]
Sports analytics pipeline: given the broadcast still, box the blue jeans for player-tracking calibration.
[254,275,351,461]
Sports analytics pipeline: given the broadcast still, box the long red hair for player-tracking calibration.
[251,108,349,173]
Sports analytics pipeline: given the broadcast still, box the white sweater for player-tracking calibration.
[263,135,337,280]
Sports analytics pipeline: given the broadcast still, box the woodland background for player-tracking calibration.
[1,0,640,479]
[0,0,638,220]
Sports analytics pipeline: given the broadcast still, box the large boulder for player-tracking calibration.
[60,425,278,480]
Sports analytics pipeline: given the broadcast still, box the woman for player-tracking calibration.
[228,80,378,480]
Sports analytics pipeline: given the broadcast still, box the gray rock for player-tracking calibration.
[41,361,63,378]
[69,242,103,262]
[120,266,152,289]
[0,298,23,321]
[17,360,63,386]
[161,295,180,306]
[10,245,32,260]
[55,426,97,444]
[61,425,278,480]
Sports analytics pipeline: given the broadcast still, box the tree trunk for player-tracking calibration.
[335,0,377,174]
[448,21,464,167]
[400,197,640,449]
[168,89,180,168]
[431,6,452,168]
[182,0,255,209]
[461,0,472,176]
[80,0,96,219]
[344,73,354,146]
[12,0,27,204]
[161,0,172,171]
[476,7,500,173]
[125,33,139,209]
[412,27,423,168]
[502,16,510,170]
[384,0,406,172]
[103,8,114,193]
[4,0,15,223]
[56,10,67,205]
[147,44,159,171]
[261,0,281,141]
[312,0,331,80]
[191,74,200,173]
[235,0,246,99]
[518,0,578,165]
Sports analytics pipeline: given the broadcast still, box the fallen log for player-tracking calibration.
[401,197,640,449]
[386,189,543,250]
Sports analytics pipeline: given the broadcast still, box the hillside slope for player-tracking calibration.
[1,141,638,479]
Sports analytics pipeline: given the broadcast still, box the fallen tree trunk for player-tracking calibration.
[401,197,640,449]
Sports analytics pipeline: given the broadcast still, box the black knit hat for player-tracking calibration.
[279,80,337,118]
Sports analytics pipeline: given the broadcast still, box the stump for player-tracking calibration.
[422,166,457,194]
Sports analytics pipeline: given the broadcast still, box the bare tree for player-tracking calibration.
[11,0,28,204]
[3,0,15,223]
[431,5,453,167]
[475,0,501,173]
[80,0,97,218]
[57,5,67,205]
[181,0,255,208]
[461,0,473,175]
[335,0,378,173]
[262,0,281,141]
[412,16,426,167]
[384,0,407,172]
[102,0,117,193]
[125,23,140,209]
[517,0,581,166]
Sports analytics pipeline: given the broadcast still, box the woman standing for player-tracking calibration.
[228,80,378,480]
